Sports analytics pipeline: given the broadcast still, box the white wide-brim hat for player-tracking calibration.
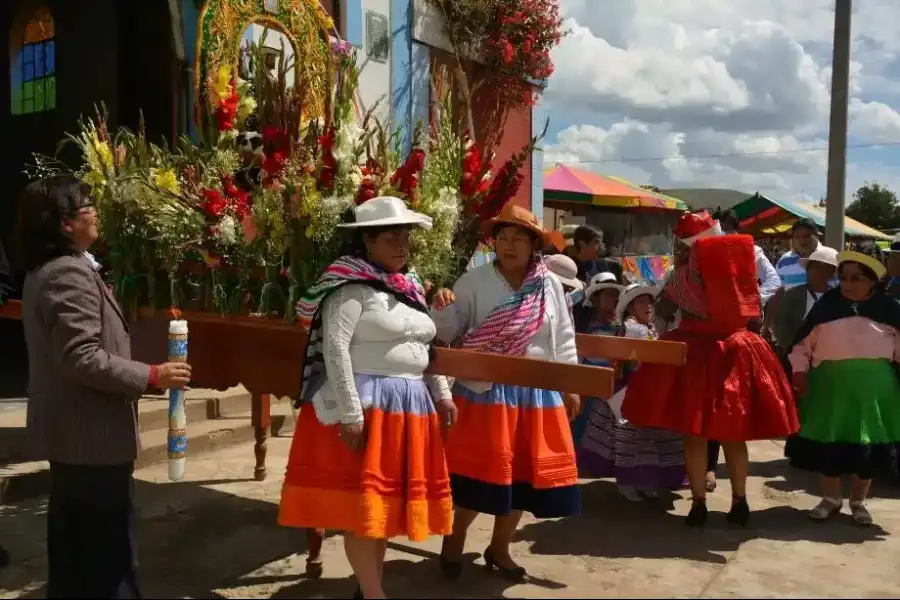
[337,196,433,230]
[584,271,624,305]
[544,254,583,290]
[615,283,661,322]
[798,245,839,269]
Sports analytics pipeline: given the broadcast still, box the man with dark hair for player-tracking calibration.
[571,225,624,284]
[775,218,820,289]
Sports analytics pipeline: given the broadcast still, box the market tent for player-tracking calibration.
[733,193,891,240]
[544,165,688,210]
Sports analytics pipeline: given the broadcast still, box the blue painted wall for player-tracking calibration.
[345,0,363,47]
[410,41,430,133]
[390,0,412,153]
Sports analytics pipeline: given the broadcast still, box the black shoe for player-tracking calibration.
[439,557,463,581]
[727,496,750,526]
[686,498,708,528]
[0,545,8,569]
[353,584,363,599]
[483,547,527,583]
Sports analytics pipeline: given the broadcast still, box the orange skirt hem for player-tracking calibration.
[278,484,453,542]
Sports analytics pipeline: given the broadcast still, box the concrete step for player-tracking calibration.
[0,392,296,503]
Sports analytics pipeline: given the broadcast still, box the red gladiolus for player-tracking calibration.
[202,189,227,218]
[214,88,240,131]
[354,177,378,205]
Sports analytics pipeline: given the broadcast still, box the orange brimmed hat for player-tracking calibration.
[480,204,547,242]
[546,230,566,252]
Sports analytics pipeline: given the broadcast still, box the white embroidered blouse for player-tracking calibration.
[309,283,452,425]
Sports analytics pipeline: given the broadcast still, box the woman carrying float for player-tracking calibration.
[621,211,799,527]
[430,204,581,582]
[278,197,457,600]
[787,251,900,525]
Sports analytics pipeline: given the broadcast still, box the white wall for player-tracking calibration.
[241,24,296,88]
[356,0,391,125]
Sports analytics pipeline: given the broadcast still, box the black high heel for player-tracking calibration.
[686,498,708,528]
[727,495,750,526]
[483,547,527,583]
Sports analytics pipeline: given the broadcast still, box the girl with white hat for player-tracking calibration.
[569,272,623,445]
[578,282,686,501]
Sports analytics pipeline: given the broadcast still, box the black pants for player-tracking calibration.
[47,462,140,599]
[707,441,720,473]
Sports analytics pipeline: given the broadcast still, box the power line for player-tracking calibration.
[548,140,900,165]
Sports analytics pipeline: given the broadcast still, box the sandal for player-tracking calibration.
[809,497,842,521]
[850,501,873,526]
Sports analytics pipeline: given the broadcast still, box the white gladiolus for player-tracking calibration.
[216,215,238,245]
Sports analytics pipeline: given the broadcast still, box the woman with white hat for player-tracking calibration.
[431,204,581,583]
[279,197,457,599]
[578,282,686,500]
[771,245,839,359]
[787,251,900,526]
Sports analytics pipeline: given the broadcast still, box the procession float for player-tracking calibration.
[5,0,685,484]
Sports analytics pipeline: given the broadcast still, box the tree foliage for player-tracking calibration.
[845,182,900,230]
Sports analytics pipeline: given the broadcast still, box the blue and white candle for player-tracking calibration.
[167,320,189,481]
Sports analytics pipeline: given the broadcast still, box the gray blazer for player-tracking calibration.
[22,255,150,466]
[772,285,813,355]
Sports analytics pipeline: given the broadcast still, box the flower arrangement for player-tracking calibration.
[25,34,544,319]
[428,0,564,109]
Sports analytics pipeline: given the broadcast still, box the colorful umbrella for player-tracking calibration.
[734,193,890,240]
[543,165,688,211]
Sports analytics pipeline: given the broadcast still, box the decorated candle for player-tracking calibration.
[167,320,189,481]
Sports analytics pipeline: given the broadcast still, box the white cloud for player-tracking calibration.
[544,0,900,202]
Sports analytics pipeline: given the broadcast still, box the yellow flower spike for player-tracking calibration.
[215,65,232,101]
[153,168,181,195]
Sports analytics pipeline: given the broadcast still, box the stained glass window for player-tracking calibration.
[11,6,56,116]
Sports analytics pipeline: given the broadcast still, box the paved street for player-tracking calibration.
[2,437,900,599]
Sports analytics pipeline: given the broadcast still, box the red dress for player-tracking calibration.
[621,235,799,442]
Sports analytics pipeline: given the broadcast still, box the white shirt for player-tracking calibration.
[310,284,451,425]
[805,288,823,318]
[754,245,781,305]
[431,264,578,393]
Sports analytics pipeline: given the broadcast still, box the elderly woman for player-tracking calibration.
[16,175,191,598]
[787,251,900,525]
[278,196,456,600]
[431,204,580,582]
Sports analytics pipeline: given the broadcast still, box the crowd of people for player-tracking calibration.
[2,176,900,598]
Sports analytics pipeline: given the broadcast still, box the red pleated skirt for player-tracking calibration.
[621,319,799,442]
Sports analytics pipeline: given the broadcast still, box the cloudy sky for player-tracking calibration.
[542,0,900,202]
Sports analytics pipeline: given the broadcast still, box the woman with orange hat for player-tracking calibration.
[430,204,581,582]
[622,211,799,528]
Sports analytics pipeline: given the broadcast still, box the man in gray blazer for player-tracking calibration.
[16,176,191,599]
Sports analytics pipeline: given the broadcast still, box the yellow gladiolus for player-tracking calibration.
[215,65,232,101]
[153,168,181,195]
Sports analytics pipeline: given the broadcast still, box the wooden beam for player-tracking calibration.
[129,309,615,399]
[430,348,614,398]
[576,333,686,366]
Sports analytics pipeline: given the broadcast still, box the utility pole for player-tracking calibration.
[824,0,852,249]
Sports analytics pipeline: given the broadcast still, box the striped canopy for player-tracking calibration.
[544,165,688,211]
[733,193,891,240]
